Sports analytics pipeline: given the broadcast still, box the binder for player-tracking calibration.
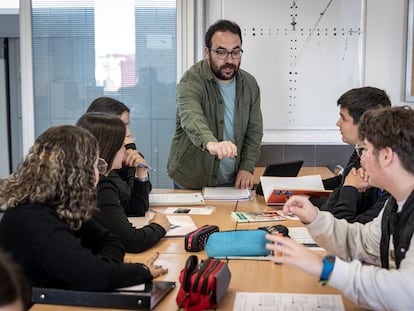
[32,281,176,310]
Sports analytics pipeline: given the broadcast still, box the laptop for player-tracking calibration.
[255,160,304,195]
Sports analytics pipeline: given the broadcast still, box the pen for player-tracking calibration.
[137,163,156,172]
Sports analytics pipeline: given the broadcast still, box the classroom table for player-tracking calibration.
[29,167,368,311]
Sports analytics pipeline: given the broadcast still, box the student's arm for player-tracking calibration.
[95,180,166,253]
[75,219,125,262]
[39,220,153,291]
[347,191,391,224]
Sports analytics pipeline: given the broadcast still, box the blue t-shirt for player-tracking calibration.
[217,78,236,185]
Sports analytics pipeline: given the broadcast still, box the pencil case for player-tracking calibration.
[184,225,220,252]
[205,230,270,257]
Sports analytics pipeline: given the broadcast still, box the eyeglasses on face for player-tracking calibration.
[209,48,243,60]
[97,157,108,175]
[355,144,366,158]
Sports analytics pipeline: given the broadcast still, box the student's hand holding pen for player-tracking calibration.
[123,148,150,179]
[149,213,171,233]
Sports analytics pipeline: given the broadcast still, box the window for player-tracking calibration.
[32,0,177,187]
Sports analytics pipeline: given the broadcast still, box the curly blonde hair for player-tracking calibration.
[0,125,99,230]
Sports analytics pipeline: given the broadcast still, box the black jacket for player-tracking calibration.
[0,203,153,290]
[96,177,166,253]
[108,142,152,217]
[319,151,386,223]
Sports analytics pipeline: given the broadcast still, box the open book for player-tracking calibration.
[260,175,331,205]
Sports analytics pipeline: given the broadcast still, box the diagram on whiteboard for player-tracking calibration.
[223,0,365,143]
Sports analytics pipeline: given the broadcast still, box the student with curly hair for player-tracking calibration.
[0,125,167,291]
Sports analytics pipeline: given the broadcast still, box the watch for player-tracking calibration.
[319,255,335,286]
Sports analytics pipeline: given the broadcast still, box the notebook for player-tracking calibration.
[256,160,304,195]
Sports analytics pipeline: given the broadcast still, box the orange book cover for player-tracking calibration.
[260,175,332,206]
[266,189,332,205]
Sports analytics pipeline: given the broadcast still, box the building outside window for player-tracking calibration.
[32,0,177,187]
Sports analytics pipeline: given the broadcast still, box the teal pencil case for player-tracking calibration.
[205,229,270,258]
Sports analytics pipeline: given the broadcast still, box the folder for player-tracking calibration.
[32,281,176,310]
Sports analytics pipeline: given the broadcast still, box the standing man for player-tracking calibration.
[167,19,263,190]
[267,106,414,310]
[317,87,391,223]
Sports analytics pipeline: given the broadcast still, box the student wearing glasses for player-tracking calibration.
[315,87,392,223]
[86,97,152,217]
[267,106,414,310]
[77,113,170,253]
[0,125,167,293]
[167,19,263,190]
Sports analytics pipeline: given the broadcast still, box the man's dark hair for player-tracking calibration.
[204,19,242,49]
[359,106,414,174]
[87,97,130,116]
[337,86,391,124]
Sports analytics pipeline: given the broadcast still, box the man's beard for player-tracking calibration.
[210,62,238,81]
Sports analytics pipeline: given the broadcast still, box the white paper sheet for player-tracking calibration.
[233,292,345,311]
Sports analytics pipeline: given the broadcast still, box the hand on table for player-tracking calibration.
[145,252,168,278]
[234,170,254,189]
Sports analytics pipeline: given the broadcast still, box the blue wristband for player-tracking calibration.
[319,255,335,286]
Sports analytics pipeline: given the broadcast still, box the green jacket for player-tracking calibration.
[167,60,263,189]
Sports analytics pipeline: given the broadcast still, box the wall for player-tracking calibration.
[0,0,411,176]
[365,0,408,105]
[207,0,411,171]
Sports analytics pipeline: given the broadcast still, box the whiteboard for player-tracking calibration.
[222,0,366,143]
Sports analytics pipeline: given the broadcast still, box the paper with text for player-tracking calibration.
[128,215,197,237]
[149,192,205,206]
[202,187,252,200]
[233,292,344,311]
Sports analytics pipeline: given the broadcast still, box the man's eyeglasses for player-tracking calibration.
[97,157,108,175]
[209,48,243,60]
[355,144,366,158]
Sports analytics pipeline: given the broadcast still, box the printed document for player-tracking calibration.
[233,292,344,311]
[128,215,197,237]
[202,187,252,200]
[149,192,205,206]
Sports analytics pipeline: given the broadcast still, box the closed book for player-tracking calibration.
[202,187,252,200]
[231,211,285,222]
[32,281,176,310]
